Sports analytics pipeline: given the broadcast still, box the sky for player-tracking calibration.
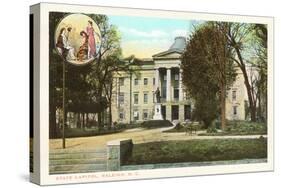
[108,15,196,58]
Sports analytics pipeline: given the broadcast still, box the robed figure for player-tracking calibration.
[155,87,161,103]
[86,20,96,58]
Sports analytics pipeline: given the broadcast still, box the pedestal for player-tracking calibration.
[153,103,163,120]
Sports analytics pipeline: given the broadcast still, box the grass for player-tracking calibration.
[124,138,267,165]
[164,120,267,136]
[199,121,267,136]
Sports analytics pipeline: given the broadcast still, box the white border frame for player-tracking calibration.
[36,3,274,185]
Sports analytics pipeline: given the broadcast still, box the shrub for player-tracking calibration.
[174,122,183,130]
[116,123,127,130]
[207,126,218,133]
[199,121,267,136]
[226,121,267,134]
[141,120,173,128]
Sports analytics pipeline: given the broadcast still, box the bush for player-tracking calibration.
[214,120,221,129]
[141,120,173,128]
[87,119,98,128]
[115,123,127,129]
[199,121,267,136]
[207,126,218,133]
[174,122,184,130]
[226,121,267,134]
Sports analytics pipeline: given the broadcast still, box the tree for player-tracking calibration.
[87,14,135,130]
[49,12,68,138]
[222,23,267,122]
[181,23,236,128]
[253,24,267,121]
[49,13,128,137]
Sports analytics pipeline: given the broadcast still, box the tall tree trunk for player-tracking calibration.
[101,111,105,129]
[49,105,57,138]
[86,113,89,128]
[241,65,256,122]
[257,86,262,121]
[82,113,85,129]
[235,48,257,122]
[265,90,267,122]
[98,112,102,131]
[97,84,103,131]
[220,80,226,130]
[108,82,113,130]
[77,113,81,129]
[64,110,67,128]
[108,103,112,130]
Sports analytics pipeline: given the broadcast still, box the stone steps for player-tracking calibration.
[49,152,107,160]
[50,148,107,154]
[49,163,107,173]
[50,158,107,165]
[49,148,107,174]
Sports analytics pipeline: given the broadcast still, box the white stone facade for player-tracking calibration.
[111,37,247,124]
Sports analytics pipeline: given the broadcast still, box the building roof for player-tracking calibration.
[152,36,186,58]
[169,36,186,51]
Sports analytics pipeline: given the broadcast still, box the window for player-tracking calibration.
[144,93,148,104]
[118,92,124,104]
[133,110,139,120]
[174,89,179,100]
[233,106,237,115]
[172,105,179,120]
[119,112,124,120]
[134,93,139,104]
[134,78,139,85]
[164,75,167,80]
[232,90,237,101]
[144,78,148,85]
[119,77,124,86]
[153,78,155,85]
[143,109,148,120]
[175,74,179,81]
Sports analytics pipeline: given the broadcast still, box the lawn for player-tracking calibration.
[164,120,267,136]
[123,138,267,165]
[199,121,267,136]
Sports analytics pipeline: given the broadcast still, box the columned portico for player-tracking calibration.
[179,69,183,101]
[166,68,171,102]
[111,36,246,124]
[155,68,159,90]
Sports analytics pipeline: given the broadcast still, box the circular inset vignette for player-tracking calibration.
[54,13,101,66]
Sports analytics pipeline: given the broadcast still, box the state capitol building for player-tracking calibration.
[111,36,247,124]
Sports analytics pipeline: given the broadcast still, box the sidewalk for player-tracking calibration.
[50,127,266,151]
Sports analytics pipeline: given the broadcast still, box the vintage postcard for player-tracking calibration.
[30,3,274,185]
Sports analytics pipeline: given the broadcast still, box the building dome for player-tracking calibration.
[169,36,186,51]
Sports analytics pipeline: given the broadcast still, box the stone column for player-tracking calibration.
[166,105,172,121]
[179,68,183,101]
[166,68,171,102]
[155,68,160,103]
[179,105,185,122]
[155,68,159,89]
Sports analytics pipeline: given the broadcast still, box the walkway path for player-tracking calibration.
[50,126,266,151]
